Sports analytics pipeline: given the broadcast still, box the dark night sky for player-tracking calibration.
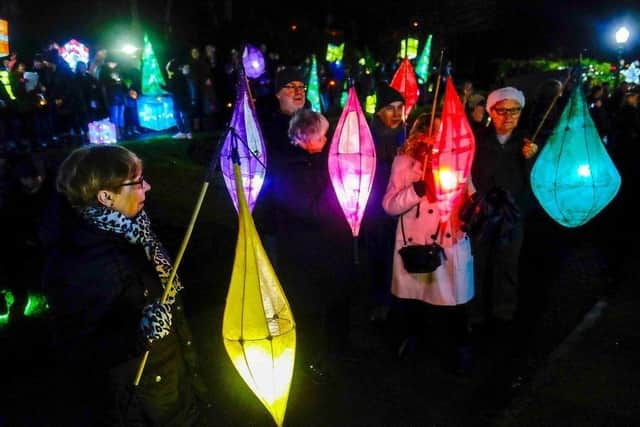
[3,0,640,80]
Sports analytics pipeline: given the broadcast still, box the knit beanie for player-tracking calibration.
[376,83,404,111]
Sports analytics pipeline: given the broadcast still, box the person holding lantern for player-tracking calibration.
[362,83,407,324]
[40,145,207,426]
[382,113,476,375]
[468,86,539,333]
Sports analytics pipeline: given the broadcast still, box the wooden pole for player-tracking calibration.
[133,180,209,386]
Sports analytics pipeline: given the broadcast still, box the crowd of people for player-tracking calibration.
[0,36,639,425]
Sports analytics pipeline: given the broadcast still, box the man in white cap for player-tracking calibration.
[468,86,538,332]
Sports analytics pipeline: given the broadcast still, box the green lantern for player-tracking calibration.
[326,43,344,63]
[307,55,321,112]
[398,37,419,60]
[415,34,432,84]
[530,84,621,228]
[141,33,168,96]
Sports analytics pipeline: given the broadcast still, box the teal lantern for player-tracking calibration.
[415,34,432,84]
[307,55,321,112]
[530,84,621,227]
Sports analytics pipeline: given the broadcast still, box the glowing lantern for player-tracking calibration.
[242,43,265,79]
[138,33,175,131]
[326,42,344,63]
[219,72,267,213]
[390,58,420,117]
[328,86,377,262]
[365,93,376,115]
[530,84,621,227]
[0,19,9,57]
[0,290,49,327]
[140,33,168,96]
[415,34,433,84]
[88,118,117,144]
[431,77,475,222]
[307,55,322,112]
[223,158,295,427]
[398,37,419,60]
[59,39,89,70]
[0,70,15,100]
[137,95,176,131]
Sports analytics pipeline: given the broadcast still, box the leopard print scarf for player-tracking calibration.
[81,206,183,304]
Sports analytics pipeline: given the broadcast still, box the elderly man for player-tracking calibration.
[469,86,538,331]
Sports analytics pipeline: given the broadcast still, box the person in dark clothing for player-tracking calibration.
[361,83,406,323]
[40,145,204,426]
[260,108,354,384]
[469,87,539,329]
[164,61,197,139]
[254,66,308,266]
[0,153,53,322]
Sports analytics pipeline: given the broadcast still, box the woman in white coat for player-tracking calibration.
[382,120,475,374]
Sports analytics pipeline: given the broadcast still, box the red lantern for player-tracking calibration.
[390,58,420,117]
[430,77,475,222]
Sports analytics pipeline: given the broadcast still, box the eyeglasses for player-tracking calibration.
[118,175,145,188]
[492,107,522,116]
[283,84,306,92]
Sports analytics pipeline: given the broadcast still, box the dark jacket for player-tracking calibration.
[41,201,199,426]
[471,126,537,216]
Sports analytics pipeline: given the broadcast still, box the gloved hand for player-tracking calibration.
[140,301,172,343]
[413,180,426,197]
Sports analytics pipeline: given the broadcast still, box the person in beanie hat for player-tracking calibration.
[361,82,407,325]
[469,85,539,332]
[273,66,307,115]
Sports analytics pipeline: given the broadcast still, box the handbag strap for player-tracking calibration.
[400,214,441,246]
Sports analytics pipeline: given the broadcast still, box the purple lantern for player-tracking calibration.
[219,73,267,212]
[242,44,266,79]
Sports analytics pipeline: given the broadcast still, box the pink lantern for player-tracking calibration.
[219,72,267,212]
[242,44,266,79]
[431,77,475,222]
[390,58,420,117]
[328,87,376,261]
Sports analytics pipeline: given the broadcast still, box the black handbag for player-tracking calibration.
[398,215,446,274]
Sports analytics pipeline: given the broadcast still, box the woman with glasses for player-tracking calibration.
[40,145,205,426]
[468,86,538,334]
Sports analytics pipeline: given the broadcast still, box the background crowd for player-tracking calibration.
[0,31,638,425]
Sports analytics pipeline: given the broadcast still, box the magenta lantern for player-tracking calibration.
[219,72,267,212]
[431,77,475,222]
[328,86,377,245]
[242,44,266,79]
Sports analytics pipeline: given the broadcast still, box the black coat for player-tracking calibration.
[471,126,537,217]
[41,203,199,426]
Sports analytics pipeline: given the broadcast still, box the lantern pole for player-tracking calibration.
[530,68,574,144]
[131,128,232,387]
[428,48,445,138]
[421,49,445,181]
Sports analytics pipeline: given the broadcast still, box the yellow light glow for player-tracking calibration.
[223,163,296,427]
[437,168,458,191]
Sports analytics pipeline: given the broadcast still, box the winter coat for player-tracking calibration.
[471,126,536,217]
[41,202,199,426]
[382,154,474,306]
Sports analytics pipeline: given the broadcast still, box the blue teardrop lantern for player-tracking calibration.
[530,84,621,228]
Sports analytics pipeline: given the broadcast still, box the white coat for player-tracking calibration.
[382,154,474,306]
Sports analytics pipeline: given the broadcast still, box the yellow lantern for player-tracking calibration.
[222,160,296,427]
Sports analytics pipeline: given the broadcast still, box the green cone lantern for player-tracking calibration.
[307,55,321,112]
[530,84,621,228]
